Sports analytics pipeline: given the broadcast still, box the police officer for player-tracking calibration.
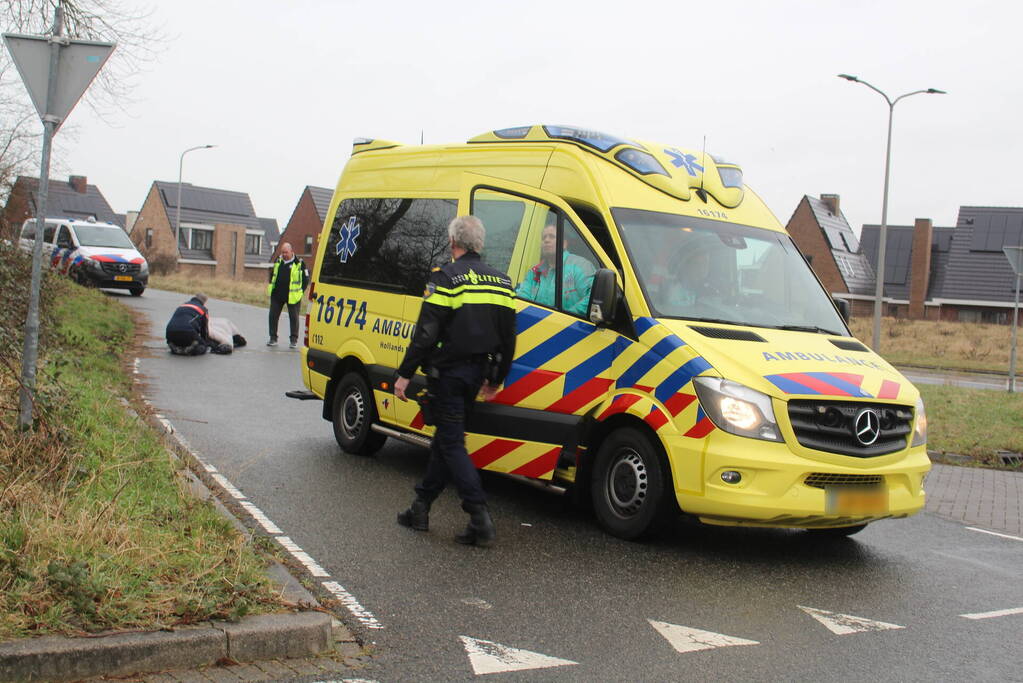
[394,215,516,547]
[166,293,212,356]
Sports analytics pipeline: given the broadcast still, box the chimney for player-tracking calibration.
[908,218,933,320]
[820,194,840,216]
[69,175,87,193]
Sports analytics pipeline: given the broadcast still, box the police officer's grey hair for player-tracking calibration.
[194,292,208,304]
[448,215,486,253]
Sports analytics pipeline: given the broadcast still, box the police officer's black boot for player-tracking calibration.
[397,498,431,531]
[455,502,495,547]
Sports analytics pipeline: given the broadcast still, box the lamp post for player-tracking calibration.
[838,74,945,351]
[1004,246,1022,393]
[175,144,215,256]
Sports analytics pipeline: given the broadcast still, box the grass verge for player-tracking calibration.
[150,273,269,308]
[1,247,284,640]
[918,384,1023,466]
[848,316,1017,374]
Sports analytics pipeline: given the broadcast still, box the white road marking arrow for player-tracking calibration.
[799,606,905,634]
[648,620,760,653]
[459,636,577,675]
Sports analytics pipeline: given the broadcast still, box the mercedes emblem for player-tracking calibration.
[853,408,881,446]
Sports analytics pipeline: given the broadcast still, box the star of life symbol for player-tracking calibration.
[664,148,704,177]
[335,216,361,263]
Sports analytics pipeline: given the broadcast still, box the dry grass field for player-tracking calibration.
[848,316,1017,374]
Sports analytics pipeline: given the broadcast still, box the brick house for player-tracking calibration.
[784,194,876,316]
[275,186,332,262]
[862,207,1022,324]
[3,174,122,238]
[128,181,278,282]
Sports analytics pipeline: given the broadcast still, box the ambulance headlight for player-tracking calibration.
[911,396,927,447]
[693,377,782,442]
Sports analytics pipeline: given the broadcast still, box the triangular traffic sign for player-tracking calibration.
[649,620,760,653]
[799,606,904,635]
[3,33,114,129]
[459,636,577,675]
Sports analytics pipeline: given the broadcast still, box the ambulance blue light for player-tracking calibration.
[543,125,633,152]
[718,167,743,188]
[615,148,669,177]
[493,126,532,139]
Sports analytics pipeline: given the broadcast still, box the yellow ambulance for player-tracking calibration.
[300,125,929,540]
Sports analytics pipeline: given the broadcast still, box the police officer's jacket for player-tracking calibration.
[165,296,210,340]
[398,252,516,383]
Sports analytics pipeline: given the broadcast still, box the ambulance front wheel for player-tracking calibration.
[591,427,671,540]
[332,372,387,456]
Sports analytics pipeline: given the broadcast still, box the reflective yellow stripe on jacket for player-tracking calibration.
[427,283,516,309]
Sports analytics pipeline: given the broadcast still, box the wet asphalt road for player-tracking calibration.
[121,289,1023,682]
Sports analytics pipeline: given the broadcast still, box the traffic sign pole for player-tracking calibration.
[3,7,115,428]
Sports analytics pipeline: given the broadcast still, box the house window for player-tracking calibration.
[191,229,213,251]
[145,228,153,248]
[304,235,313,254]
[245,233,262,255]
[179,225,214,251]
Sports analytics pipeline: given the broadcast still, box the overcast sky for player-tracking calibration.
[39,0,1022,236]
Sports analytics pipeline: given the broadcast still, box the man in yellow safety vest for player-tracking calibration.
[267,242,310,348]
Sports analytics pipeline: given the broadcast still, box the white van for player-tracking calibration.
[19,217,149,296]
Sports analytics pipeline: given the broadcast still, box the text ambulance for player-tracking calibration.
[299,125,929,540]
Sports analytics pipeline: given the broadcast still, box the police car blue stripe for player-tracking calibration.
[516,306,552,335]
[654,356,712,402]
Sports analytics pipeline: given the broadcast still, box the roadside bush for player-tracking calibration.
[147,251,178,276]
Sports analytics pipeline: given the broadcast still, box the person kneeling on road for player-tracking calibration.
[165,293,231,356]
[393,215,517,548]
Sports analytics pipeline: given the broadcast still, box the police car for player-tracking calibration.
[19,217,149,296]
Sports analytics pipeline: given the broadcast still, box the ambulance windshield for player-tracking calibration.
[614,208,848,334]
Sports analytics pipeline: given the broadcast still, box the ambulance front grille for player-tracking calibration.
[787,400,913,457]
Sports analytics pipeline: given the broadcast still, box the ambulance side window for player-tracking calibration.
[470,189,528,274]
[318,197,457,294]
[515,206,599,318]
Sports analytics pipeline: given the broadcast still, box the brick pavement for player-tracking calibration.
[924,462,1023,536]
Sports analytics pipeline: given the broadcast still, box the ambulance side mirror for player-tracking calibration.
[588,268,620,326]
[833,297,850,323]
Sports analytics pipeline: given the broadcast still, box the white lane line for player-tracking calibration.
[459,636,576,675]
[211,473,246,500]
[238,501,283,534]
[152,410,380,632]
[960,607,1023,620]
[322,581,384,629]
[649,620,759,653]
[966,527,1023,542]
[798,606,904,635]
[277,536,331,578]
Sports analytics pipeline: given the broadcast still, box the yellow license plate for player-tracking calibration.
[826,487,889,515]
[114,275,133,282]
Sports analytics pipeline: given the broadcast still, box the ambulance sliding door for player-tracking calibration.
[458,174,620,481]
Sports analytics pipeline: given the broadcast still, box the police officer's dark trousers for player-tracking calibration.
[414,360,487,506]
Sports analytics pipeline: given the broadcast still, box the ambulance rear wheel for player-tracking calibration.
[332,372,387,456]
[591,427,670,540]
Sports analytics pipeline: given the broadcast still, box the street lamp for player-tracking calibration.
[175,144,216,257]
[838,74,945,351]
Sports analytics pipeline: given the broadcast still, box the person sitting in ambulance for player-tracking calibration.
[658,235,725,315]
[516,224,595,316]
